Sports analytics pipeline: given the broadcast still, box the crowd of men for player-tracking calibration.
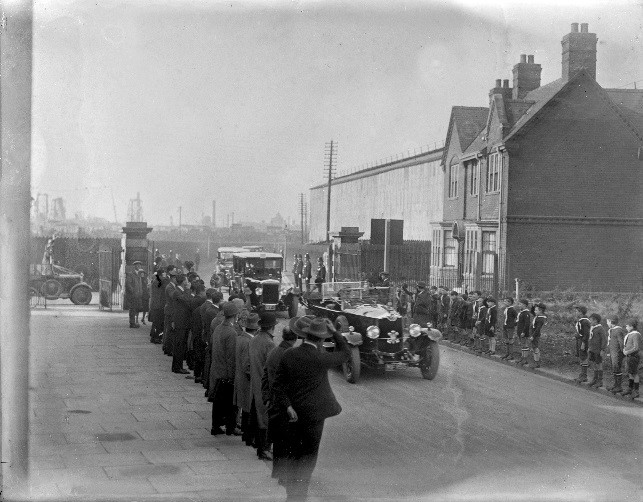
[131,258,350,501]
[395,283,641,399]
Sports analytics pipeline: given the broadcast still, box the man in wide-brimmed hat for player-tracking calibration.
[125,260,144,328]
[271,317,350,500]
[249,312,278,460]
[235,312,259,446]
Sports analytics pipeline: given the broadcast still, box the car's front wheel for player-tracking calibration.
[342,346,361,384]
[70,285,92,305]
[420,340,440,380]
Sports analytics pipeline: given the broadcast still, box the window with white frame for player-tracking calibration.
[448,162,459,198]
[486,153,501,193]
[444,230,456,267]
[464,229,478,274]
[469,160,479,196]
[481,231,497,275]
[431,229,442,267]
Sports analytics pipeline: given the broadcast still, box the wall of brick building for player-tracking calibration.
[506,221,643,292]
[504,74,643,291]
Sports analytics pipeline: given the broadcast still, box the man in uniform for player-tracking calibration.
[574,305,591,382]
[412,282,431,327]
[314,257,326,293]
[125,261,143,328]
[295,254,304,290]
[271,317,350,500]
[249,312,278,460]
[303,254,312,292]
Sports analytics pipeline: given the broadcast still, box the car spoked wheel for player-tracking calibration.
[420,340,440,380]
[41,279,62,300]
[70,285,92,305]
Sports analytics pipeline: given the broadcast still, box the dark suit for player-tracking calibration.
[271,334,349,499]
[189,296,207,377]
[171,286,192,372]
[125,270,143,326]
[413,290,432,327]
[200,302,220,389]
[163,282,177,355]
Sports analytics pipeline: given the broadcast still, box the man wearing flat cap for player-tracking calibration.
[125,261,143,328]
[412,282,432,328]
[249,312,278,460]
[271,316,350,500]
[208,301,239,435]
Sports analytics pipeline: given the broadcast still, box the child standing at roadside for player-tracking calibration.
[501,297,518,360]
[622,319,642,399]
[606,316,626,394]
[587,314,607,388]
[529,303,546,368]
[515,299,531,365]
[485,297,498,355]
[574,306,591,382]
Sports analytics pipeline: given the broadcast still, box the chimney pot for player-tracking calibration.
[503,79,509,88]
[580,23,588,33]
[495,79,501,87]
[571,23,579,33]
[527,55,534,64]
[520,54,527,63]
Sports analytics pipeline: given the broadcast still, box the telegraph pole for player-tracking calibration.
[323,140,337,242]
[299,193,305,244]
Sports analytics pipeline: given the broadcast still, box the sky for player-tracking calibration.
[31,0,643,226]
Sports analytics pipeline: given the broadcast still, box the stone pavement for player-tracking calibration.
[26,304,285,502]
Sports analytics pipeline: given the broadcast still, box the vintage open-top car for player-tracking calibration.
[29,263,93,305]
[301,282,441,383]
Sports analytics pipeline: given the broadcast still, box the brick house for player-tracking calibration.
[435,23,643,292]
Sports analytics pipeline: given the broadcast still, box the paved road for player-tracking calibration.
[22,306,642,501]
[271,317,643,501]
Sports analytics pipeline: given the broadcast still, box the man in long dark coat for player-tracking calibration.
[412,282,431,327]
[271,316,350,500]
[249,312,277,460]
[201,290,223,390]
[171,274,192,374]
[208,301,238,435]
[125,261,143,328]
[235,313,259,446]
[263,325,298,482]
[149,268,167,343]
[163,266,177,356]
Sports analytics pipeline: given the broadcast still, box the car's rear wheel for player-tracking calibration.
[70,285,92,305]
[41,279,62,300]
[342,346,361,384]
[420,340,440,380]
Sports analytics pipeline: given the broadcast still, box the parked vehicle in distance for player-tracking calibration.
[213,247,246,288]
[231,251,286,313]
[301,282,442,383]
[29,263,93,305]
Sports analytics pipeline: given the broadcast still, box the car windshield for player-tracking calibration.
[243,258,282,276]
[218,252,235,260]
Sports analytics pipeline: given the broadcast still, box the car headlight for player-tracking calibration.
[409,324,422,338]
[255,287,263,296]
[366,325,380,339]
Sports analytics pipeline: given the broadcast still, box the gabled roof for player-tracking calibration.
[504,71,643,144]
[605,88,643,136]
[441,106,488,165]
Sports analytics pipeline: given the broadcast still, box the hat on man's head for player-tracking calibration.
[289,315,315,338]
[416,282,426,289]
[232,298,245,311]
[258,312,277,328]
[302,317,336,340]
[244,313,260,331]
[168,269,178,276]
[222,301,240,317]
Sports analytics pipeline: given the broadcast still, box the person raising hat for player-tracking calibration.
[270,317,350,499]
[249,312,278,460]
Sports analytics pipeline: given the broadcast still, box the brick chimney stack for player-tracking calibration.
[562,22,597,81]
[512,53,542,99]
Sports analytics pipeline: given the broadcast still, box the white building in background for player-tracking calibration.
[308,148,444,242]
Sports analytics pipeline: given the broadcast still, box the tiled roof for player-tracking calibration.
[605,88,643,136]
[452,106,489,151]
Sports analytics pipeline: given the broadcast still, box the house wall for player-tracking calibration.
[309,150,444,242]
[505,75,643,291]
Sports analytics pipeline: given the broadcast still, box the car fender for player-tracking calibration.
[343,331,363,346]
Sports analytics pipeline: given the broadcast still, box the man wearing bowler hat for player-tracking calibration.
[249,311,278,460]
[271,316,350,500]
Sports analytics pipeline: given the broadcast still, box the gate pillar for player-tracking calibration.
[122,221,153,271]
